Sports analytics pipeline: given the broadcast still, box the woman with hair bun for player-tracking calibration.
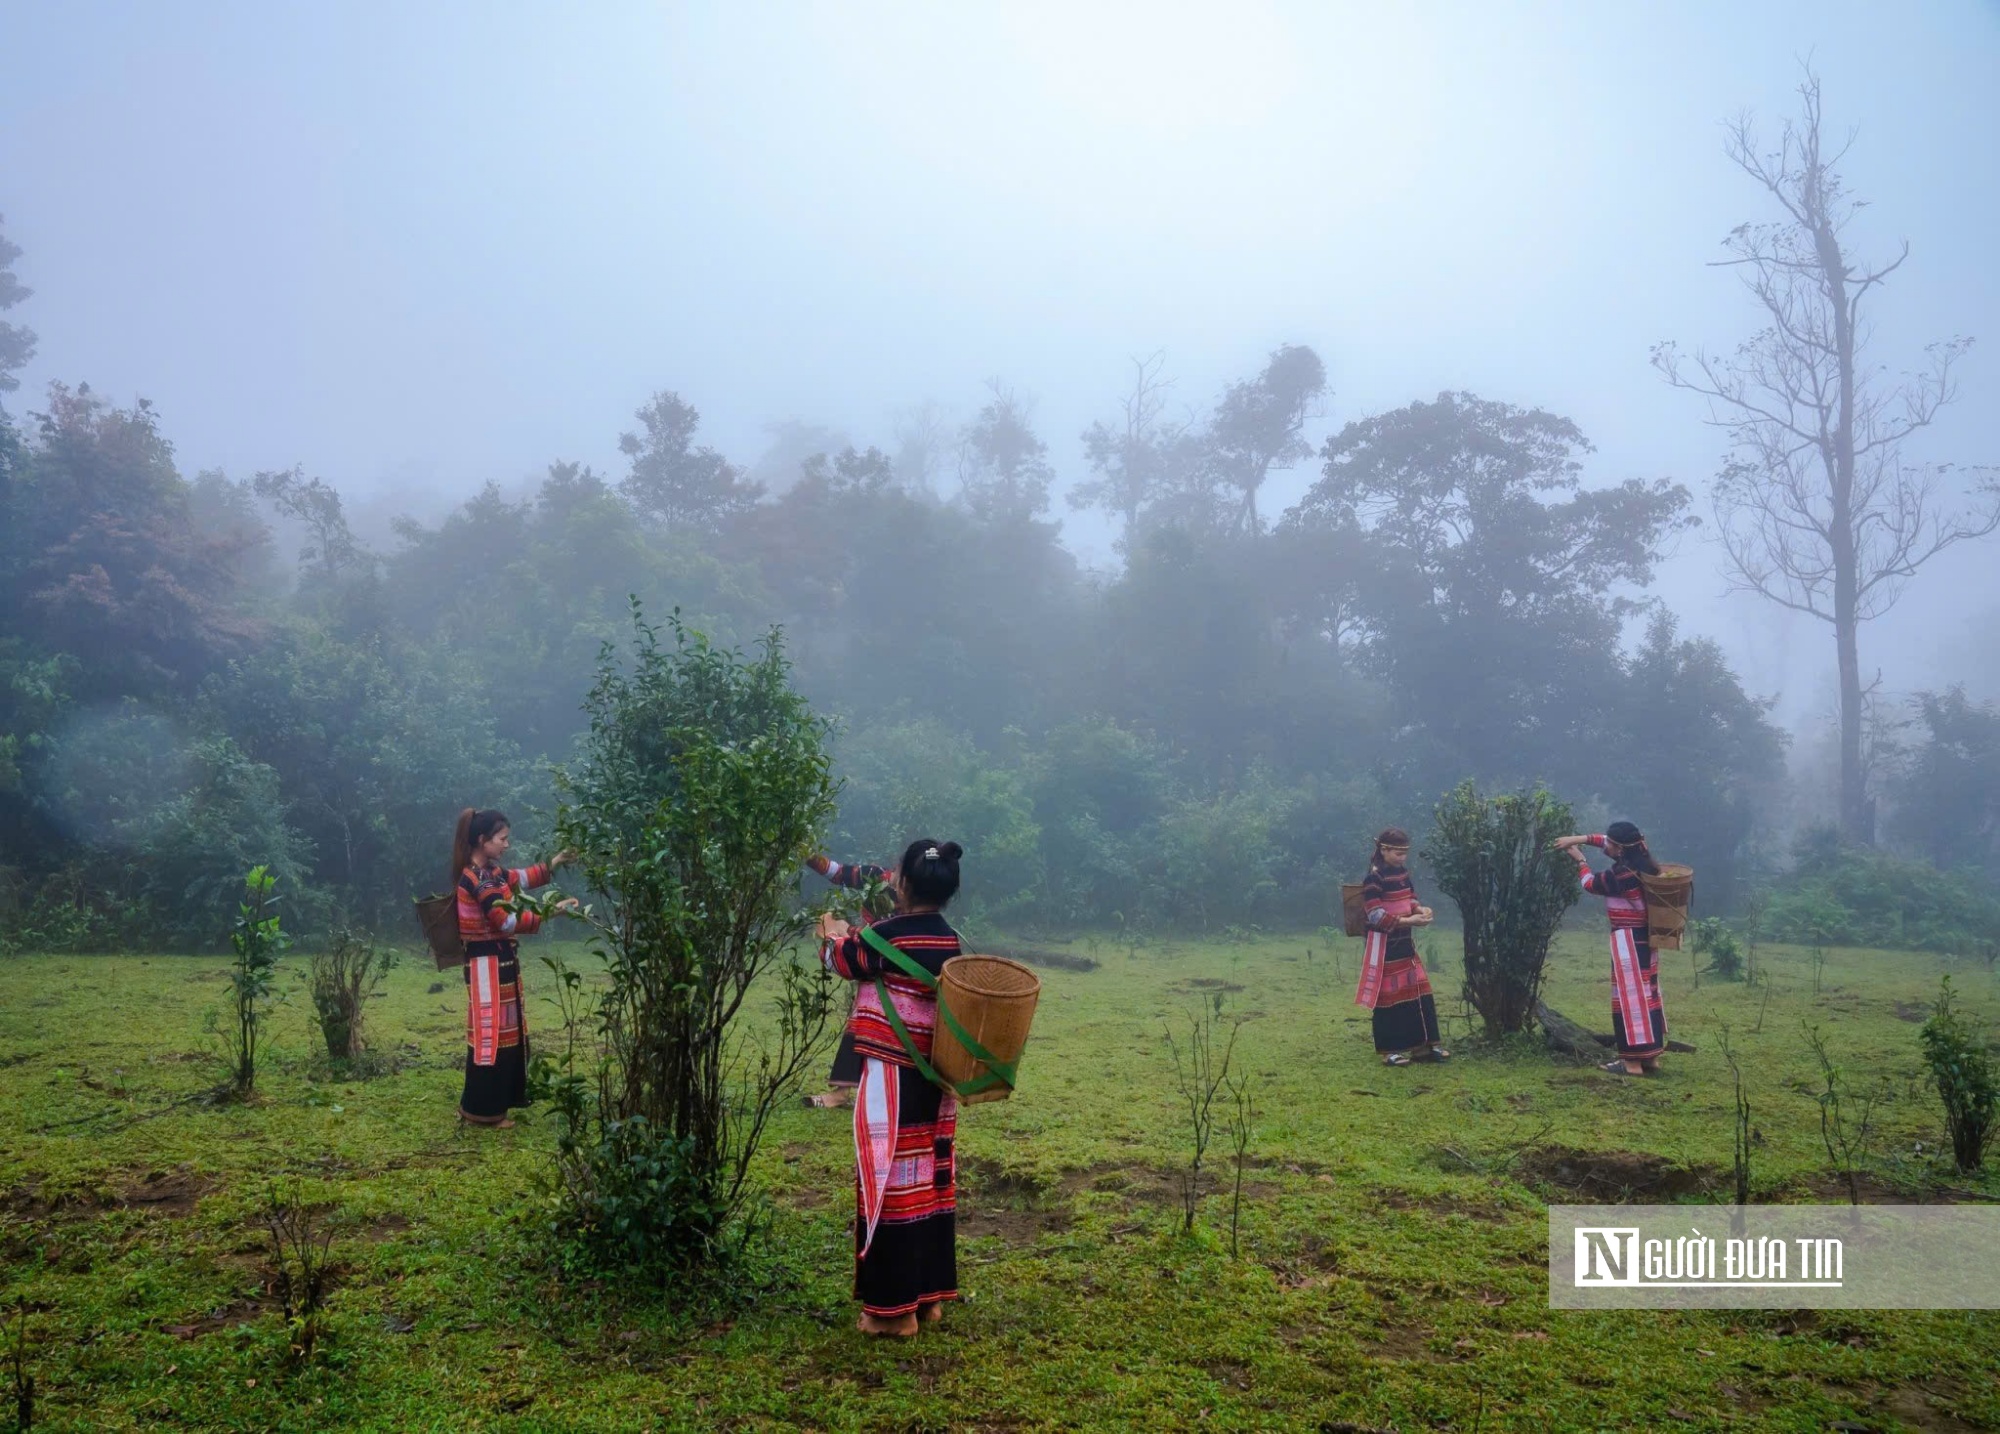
[451,807,575,1127]
[819,838,965,1337]
[1355,827,1448,1066]
[1555,820,1667,1076]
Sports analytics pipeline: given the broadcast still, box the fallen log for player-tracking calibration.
[1535,1000,1695,1056]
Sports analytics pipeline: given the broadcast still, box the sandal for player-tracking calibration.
[1600,1060,1641,1076]
[1426,1047,1452,1062]
[1383,1052,1414,1067]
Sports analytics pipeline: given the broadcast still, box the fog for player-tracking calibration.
[4,3,2000,949]
[6,3,1997,720]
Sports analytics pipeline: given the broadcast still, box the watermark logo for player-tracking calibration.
[1550,1206,1998,1309]
[1572,1225,1840,1289]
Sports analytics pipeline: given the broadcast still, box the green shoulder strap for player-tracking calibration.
[857,924,1018,1098]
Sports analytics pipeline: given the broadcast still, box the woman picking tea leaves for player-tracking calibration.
[452,808,576,1127]
[1555,821,1667,1076]
[820,839,966,1336]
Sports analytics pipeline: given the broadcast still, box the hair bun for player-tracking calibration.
[939,841,963,862]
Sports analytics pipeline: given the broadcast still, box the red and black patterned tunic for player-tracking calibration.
[455,860,552,1119]
[825,910,960,1320]
[1579,835,1666,1060]
[1354,860,1441,1055]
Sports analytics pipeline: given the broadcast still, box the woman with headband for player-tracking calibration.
[1555,821,1667,1076]
[1354,827,1448,1066]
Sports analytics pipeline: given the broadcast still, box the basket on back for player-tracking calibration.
[1636,864,1694,951]
[931,954,1041,1105]
[414,892,465,970]
[1340,883,1367,938]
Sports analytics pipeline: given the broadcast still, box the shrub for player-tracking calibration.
[547,609,841,1281]
[1691,916,1744,981]
[1766,826,2000,954]
[1425,782,1578,1037]
[1919,977,1997,1174]
[306,928,394,1063]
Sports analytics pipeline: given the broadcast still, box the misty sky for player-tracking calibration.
[4,1,1998,728]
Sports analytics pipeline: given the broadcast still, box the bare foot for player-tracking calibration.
[857,1312,919,1337]
[919,1303,944,1324]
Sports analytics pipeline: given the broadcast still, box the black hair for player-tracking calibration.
[898,838,963,908]
[1605,820,1661,875]
[453,807,510,879]
[1369,826,1411,876]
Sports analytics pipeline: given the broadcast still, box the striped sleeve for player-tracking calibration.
[829,927,882,980]
[478,867,540,936]
[1362,870,1392,928]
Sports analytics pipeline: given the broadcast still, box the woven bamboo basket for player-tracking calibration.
[1340,883,1367,938]
[414,892,466,970]
[1637,864,1694,951]
[931,955,1041,1105]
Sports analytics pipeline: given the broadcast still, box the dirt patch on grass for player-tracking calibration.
[1362,1323,1440,1362]
[1516,1145,1716,1201]
[1366,1187,1515,1223]
[360,1212,413,1242]
[3,1166,211,1221]
[1792,1171,1981,1205]
[1877,1380,1986,1434]
[117,1168,212,1216]
[1894,1000,1933,1023]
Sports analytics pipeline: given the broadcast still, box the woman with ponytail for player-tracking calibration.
[1555,821,1667,1076]
[1355,828,1448,1066]
[452,808,575,1127]
[819,838,965,1337]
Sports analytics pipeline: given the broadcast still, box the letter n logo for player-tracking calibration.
[1575,1227,1640,1285]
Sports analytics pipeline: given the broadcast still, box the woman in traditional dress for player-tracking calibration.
[803,853,902,1110]
[820,838,964,1337]
[1555,821,1666,1076]
[1355,827,1449,1066]
[452,807,575,1128]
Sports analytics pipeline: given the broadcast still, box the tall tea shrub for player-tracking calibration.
[549,607,841,1279]
[1920,977,1997,1173]
[1425,782,1578,1037]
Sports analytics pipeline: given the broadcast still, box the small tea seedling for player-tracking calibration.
[1164,1000,1242,1236]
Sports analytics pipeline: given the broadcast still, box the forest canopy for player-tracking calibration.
[1,350,1861,951]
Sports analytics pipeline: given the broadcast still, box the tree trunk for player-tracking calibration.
[1835,600,1867,843]
[1535,1000,1696,1057]
[1814,177,1869,846]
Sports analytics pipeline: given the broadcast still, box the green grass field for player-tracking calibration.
[3,928,1998,1432]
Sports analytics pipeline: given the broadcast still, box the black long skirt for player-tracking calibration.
[828,1029,863,1086]
[854,1061,958,1318]
[460,951,530,1119]
[1373,992,1442,1054]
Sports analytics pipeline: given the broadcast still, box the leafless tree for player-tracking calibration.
[1071,351,1193,547]
[1654,70,1999,843]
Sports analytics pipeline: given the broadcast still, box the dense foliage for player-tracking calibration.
[1424,783,1579,1036]
[542,611,842,1276]
[1920,976,1998,1173]
[1763,826,2000,956]
[7,214,1978,946]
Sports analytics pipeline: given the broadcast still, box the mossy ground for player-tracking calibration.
[3,930,1997,1432]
